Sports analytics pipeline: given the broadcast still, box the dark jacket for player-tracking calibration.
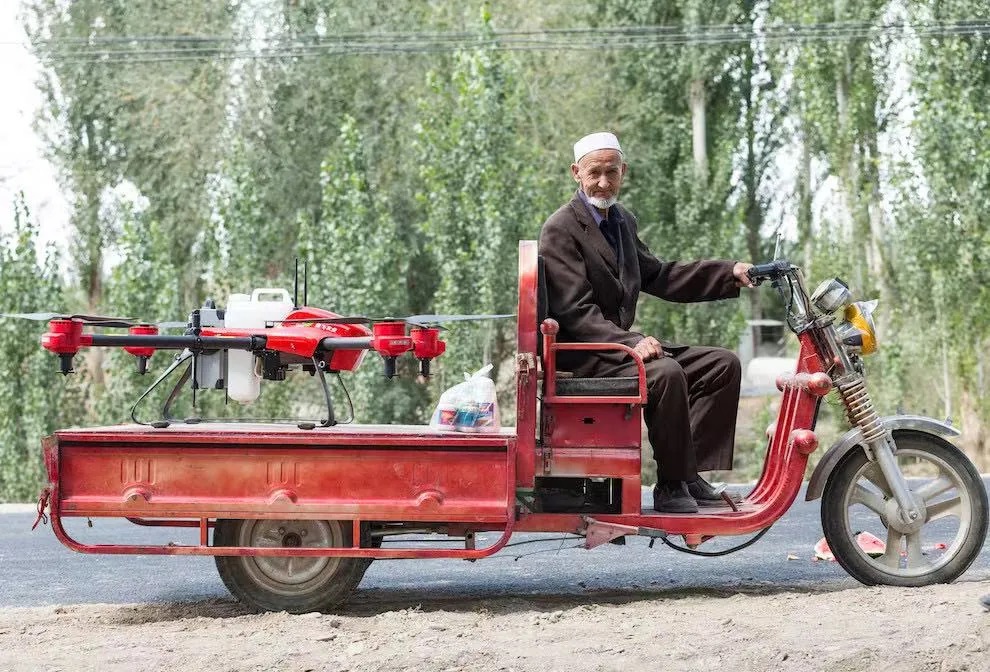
[538,190,739,376]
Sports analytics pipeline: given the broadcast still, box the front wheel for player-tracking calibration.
[214,518,370,613]
[821,430,988,586]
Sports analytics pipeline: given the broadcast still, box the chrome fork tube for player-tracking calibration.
[835,374,921,523]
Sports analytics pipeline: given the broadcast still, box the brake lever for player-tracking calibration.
[746,270,765,287]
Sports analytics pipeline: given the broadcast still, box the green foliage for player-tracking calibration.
[0,199,74,501]
[26,0,238,308]
[597,0,751,348]
[891,0,990,430]
[415,15,551,386]
[301,115,428,423]
[95,208,182,425]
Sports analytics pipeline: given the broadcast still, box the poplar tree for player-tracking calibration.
[0,199,72,501]
[415,10,551,391]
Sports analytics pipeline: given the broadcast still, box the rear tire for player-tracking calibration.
[821,430,988,586]
[214,518,370,613]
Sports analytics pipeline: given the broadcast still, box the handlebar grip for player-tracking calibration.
[747,259,792,285]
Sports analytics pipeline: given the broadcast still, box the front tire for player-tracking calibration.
[821,430,988,586]
[214,518,370,613]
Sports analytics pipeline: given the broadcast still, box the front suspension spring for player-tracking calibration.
[836,376,886,443]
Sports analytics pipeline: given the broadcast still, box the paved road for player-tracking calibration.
[2,485,989,611]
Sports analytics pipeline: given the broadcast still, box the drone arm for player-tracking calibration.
[86,334,261,351]
[317,326,445,379]
[316,336,374,351]
[42,319,268,376]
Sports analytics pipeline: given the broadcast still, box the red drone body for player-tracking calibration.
[37,307,444,374]
[31,301,459,424]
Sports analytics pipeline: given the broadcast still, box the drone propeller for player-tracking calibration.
[0,312,188,330]
[277,316,373,325]
[403,313,515,327]
[276,313,514,327]
[0,312,137,328]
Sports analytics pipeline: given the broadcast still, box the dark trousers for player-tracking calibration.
[600,346,741,481]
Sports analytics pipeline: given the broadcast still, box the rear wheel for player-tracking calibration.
[821,431,988,586]
[214,518,370,613]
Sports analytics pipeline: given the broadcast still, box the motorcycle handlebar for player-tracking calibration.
[747,259,792,285]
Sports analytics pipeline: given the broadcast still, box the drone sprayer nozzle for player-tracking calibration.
[383,356,397,379]
[58,354,74,375]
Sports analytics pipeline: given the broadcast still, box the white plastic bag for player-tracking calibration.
[429,364,500,433]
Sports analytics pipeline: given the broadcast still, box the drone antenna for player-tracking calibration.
[303,260,308,307]
[293,257,300,309]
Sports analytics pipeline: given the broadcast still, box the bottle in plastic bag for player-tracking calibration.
[429,364,500,433]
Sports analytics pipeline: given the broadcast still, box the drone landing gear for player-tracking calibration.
[305,356,339,429]
[129,351,350,428]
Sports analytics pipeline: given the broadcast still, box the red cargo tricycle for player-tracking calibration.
[34,241,989,612]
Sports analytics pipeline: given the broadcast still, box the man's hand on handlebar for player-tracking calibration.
[633,336,665,362]
[733,262,755,288]
[745,259,793,285]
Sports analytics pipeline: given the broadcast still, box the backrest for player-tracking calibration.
[536,255,548,358]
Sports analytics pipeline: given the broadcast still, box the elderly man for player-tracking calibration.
[538,131,753,514]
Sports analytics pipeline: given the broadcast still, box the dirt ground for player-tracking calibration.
[2,582,989,672]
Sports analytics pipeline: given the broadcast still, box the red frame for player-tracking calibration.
[40,240,828,558]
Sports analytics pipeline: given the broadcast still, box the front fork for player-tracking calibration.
[835,373,922,524]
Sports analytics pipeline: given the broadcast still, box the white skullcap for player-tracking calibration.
[573,131,623,163]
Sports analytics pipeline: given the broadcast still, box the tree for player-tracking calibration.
[414,10,551,389]
[299,115,428,423]
[94,207,182,425]
[600,0,751,347]
[772,0,893,296]
[0,198,74,501]
[899,0,990,460]
[229,0,442,279]
[27,0,238,389]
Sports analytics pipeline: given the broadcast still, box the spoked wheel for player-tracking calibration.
[821,430,988,586]
[214,518,370,613]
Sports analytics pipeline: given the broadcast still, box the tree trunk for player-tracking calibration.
[740,42,762,321]
[940,332,952,422]
[797,132,814,278]
[960,388,988,472]
[80,118,105,390]
[689,77,708,182]
[862,129,898,308]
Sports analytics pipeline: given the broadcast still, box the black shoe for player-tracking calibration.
[653,481,699,514]
[687,476,743,507]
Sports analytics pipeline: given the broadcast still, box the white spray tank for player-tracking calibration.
[224,288,294,403]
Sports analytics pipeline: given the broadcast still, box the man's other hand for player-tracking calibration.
[633,336,664,362]
[733,262,755,288]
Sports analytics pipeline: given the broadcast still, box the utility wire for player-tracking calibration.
[22,19,990,46]
[21,20,990,66]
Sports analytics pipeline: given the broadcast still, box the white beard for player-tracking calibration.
[587,194,617,209]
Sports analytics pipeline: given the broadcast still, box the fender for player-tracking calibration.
[805,415,960,501]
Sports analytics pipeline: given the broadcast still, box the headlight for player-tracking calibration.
[836,300,879,355]
[811,277,852,313]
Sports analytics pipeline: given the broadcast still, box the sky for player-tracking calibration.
[0,1,69,250]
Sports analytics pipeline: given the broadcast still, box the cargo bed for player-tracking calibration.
[46,423,516,524]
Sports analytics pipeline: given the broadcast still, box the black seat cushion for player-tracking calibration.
[555,377,640,397]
